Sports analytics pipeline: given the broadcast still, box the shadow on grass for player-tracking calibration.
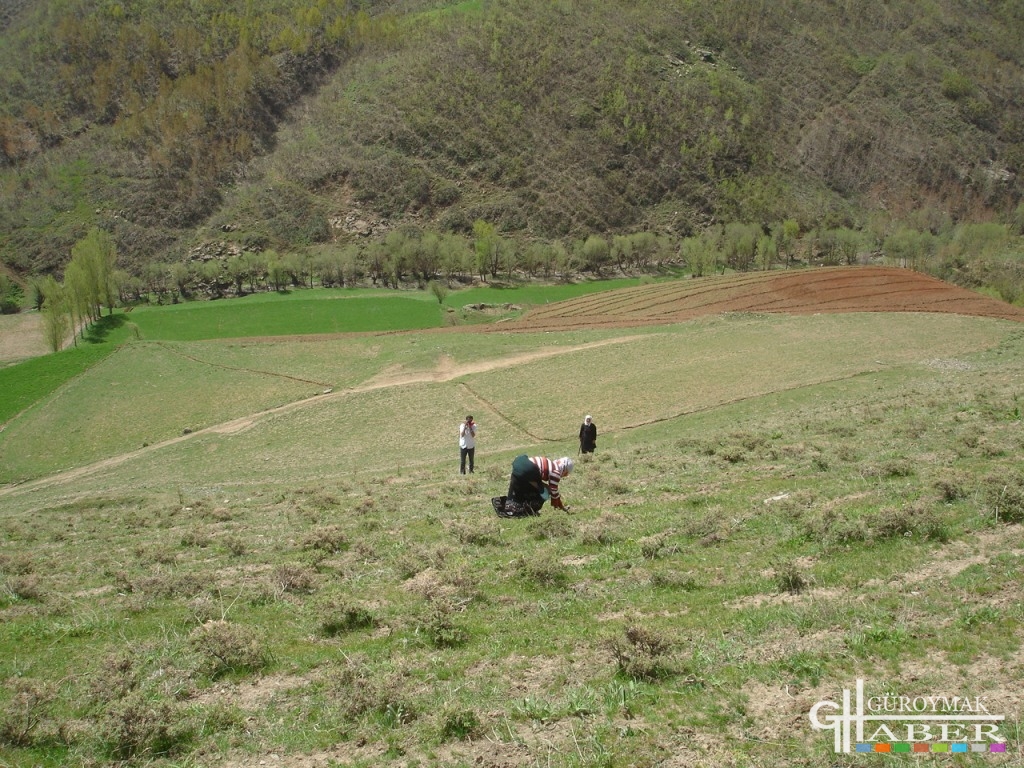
[82,313,127,344]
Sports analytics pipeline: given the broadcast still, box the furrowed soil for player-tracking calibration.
[498,266,1024,332]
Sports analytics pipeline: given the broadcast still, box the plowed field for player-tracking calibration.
[503,266,1024,332]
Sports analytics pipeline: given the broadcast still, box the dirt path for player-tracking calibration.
[0,336,645,498]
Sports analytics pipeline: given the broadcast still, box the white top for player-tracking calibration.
[459,421,476,449]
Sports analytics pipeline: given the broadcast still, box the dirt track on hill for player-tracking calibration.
[3,266,1021,498]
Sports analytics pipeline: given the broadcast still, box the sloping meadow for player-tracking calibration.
[1,314,1023,766]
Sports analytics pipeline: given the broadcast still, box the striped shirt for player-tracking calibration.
[530,456,568,502]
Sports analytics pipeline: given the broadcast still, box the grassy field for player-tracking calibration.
[1,287,1023,766]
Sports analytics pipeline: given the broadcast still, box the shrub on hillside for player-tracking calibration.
[607,625,680,682]
[318,598,376,637]
[868,500,950,541]
[985,472,1024,523]
[0,679,57,748]
[301,525,349,554]
[99,691,195,761]
[189,620,270,678]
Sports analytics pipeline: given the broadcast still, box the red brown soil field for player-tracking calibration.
[498,266,1024,332]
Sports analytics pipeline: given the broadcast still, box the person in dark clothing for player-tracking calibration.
[492,455,574,517]
[579,415,597,454]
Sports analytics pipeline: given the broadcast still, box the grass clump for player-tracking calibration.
[867,500,951,541]
[438,707,482,741]
[607,625,680,682]
[99,692,196,761]
[0,679,58,748]
[318,598,376,637]
[326,657,416,726]
[985,471,1024,523]
[774,560,810,594]
[513,553,567,589]
[301,525,350,554]
[420,602,469,649]
[189,620,271,678]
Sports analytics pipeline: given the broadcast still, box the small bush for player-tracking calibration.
[189,620,270,678]
[513,553,567,588]
[607,625,678,682]
[319,599,376,636]
[868,500,950,541]
[774,561,809,594]
[639,533,679,559]
[99,692,195,760]
[223,535,247,556]
[439,708,482,741]
[717,445,747,464]
[803,511,869,546]
[302,525,349,554]
[421,603,469,648]
[650,571,700,591]
[5,575,46,601]
[327,658,415,725]
[446,521,500,546]
[0,679,57,747]
[0,553,35,575]
[272,563,318,594]
[578,513,625,545]
[985,473,1024,523]
[880,458,915,478]
[935,474,969,502]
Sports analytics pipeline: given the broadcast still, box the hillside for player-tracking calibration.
[1,269,1023,767]
[0,0,1022,281]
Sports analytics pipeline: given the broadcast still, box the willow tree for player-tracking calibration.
[39,276,70,352]
[66,228,119,325]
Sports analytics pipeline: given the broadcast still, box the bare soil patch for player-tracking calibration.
[0,311,47,363]
[503,267,1024,332]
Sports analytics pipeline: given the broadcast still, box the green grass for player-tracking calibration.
[0,342,115,426]
[1,300,1022,766]
[442,277,649,309]
[0,277,667,451]
[128,290,446,340]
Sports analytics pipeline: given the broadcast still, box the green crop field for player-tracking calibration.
[1,279,1023,767]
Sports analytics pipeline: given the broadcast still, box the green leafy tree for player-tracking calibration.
[437,234,470,283]
[723,222,760,272]
[242,251,267,292]
[428,279,448,304]
[473,220,498,280]
[773,220,801,268]
[0,274,23,314]
[611,235,633,271]
[681,235,712,278]
[883,227,934,269]
[169,262,192,302]
[756,234,777,271]
[265,250,288,291]
[630,232,658,269]
[39,276,69,352]
[582,234,611,275]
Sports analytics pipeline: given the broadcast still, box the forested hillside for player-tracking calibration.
[1,0,1023,285]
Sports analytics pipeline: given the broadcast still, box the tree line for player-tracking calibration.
[27,213,1021,346]
[35,228,119,352]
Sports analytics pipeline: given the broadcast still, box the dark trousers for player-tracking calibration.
[508,454,543,505]
[460,447,475,473]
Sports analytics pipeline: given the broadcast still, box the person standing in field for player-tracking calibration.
[459,414,477,474]
[579,414,597,454]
